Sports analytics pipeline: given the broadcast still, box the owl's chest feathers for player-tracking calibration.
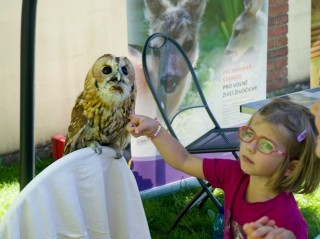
[79,97,129,142]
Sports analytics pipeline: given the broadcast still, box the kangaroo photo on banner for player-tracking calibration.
[126,0,268,192]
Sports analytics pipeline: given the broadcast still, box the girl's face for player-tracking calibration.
[239,114,288,178]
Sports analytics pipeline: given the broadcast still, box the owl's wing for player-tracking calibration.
[63,103,89,155]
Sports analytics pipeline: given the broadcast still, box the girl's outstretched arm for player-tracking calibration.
[126,114,205,179]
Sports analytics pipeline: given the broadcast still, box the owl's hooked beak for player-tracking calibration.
[113,71,122,86]
[116,71,121,83]
[105,71,121,85]
[108,71,124,92]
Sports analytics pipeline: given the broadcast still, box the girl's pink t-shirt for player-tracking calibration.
[203,158,307,239]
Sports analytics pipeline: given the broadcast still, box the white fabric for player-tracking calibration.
[0,147,151,239]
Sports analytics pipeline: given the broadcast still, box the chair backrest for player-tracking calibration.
[142,32,222,146]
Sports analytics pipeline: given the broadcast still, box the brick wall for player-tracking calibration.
[267,0,289,94]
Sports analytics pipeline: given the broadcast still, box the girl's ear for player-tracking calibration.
[284,160,299,176]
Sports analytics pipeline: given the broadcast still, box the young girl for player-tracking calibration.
[126,98,320,238]
[244,99,320,239]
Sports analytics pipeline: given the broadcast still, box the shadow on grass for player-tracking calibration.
[0,163,19,185]
[143,187,224,239]
[0,157,52,185]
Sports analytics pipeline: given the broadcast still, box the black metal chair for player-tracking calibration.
[142,32,240,230]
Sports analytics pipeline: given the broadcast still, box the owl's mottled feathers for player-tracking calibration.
[63,54,136,159]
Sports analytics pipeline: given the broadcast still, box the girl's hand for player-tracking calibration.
[126,114,204,178]
[126,114,160,138]
[310,100,320,157]
[310,100,320,131]
[243,216,274,239]
[243,216,296,239]
[310,99,320,117]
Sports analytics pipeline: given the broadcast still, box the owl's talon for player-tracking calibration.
[95,147,102,155]
[114,153,122,159]
[113,147,123,159]
[88,141,102,155]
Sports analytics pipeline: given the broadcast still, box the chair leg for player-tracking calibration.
[197,179,222,209]
[169,186,208,231]
[197,194,210,209]
[169,179,222,231]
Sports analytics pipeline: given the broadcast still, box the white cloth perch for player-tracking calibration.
[0,147,151,239]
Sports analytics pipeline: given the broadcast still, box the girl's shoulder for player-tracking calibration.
[203,158,242,174]
[203,158,242,172]
[203,158,246,188]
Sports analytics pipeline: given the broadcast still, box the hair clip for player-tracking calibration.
[297,129,307,142]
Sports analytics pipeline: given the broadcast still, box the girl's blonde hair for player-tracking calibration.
[251,98,320,194]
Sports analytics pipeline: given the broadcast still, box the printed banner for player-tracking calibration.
[126,0,268,191]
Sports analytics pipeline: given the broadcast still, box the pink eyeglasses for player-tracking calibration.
[239,126,287,157]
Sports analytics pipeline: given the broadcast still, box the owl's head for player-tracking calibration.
[87,54,136,105]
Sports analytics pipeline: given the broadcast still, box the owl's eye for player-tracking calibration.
[102,66,112,75]
[121,66,128,75]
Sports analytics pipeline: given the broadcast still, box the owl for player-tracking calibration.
[63,54,136,159]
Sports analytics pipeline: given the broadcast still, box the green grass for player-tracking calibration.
[143,187,224,239]
[295,190,320,237]
[0,158,319,238]
[0,156,52,220]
